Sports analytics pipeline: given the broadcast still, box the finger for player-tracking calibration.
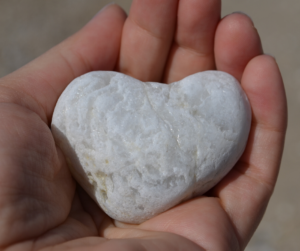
[0,4,126,124]
[117,0,178,82]
[215,13,263,82]
[163,0,221,83]
[212,55,287,248]
[16,232,204,251]
[119,198,240,250]
[104,228,204,251]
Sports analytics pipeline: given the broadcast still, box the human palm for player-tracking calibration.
[0,1,286,250]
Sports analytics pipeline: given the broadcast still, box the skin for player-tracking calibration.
[0,0,287,250]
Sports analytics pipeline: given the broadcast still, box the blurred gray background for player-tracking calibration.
[0,0,299,250]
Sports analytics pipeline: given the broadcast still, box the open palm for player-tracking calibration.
[0,1,286,250]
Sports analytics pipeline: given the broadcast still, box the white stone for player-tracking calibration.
[51,71,251,224]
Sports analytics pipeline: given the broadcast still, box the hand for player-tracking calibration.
[0,1,287,250]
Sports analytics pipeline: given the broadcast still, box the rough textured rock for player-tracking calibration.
[51,71,251,224]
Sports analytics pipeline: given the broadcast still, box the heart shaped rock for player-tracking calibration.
[52,71,251,224]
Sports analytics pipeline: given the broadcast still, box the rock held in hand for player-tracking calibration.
[51,71,251,224]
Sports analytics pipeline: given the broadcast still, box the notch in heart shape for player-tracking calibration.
[51,71,251,224]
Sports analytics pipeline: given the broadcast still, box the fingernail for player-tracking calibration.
[231,11,254,23]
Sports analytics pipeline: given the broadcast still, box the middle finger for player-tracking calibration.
[117,0,179,82]
[163,0,221,83]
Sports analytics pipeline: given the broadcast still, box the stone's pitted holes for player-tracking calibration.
[51,71,251,224]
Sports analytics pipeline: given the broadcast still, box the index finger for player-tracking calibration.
[0,5,126,124]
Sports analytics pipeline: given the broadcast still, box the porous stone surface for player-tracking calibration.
[51,71,251,224]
